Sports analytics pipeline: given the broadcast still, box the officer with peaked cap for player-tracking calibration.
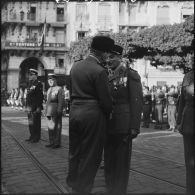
[25,68,44,143]
[45,73,64,149]
[104,44,143,194]
[66,36,114,193]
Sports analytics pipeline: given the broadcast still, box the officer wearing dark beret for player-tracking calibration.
[25,68,44,143]
[66,36,114,193]
[104,44,143,194]
[45,73,64,149]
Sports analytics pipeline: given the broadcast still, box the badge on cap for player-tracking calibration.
[29,69,38,75]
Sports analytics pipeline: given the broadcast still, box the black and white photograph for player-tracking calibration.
[1,0,194,194]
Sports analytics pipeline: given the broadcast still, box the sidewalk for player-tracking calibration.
[1,106,186,194]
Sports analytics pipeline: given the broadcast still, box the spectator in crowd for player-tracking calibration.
[142,86,152,128]
[13,88,19,109]
[154,87,165,129]
[166,86,178,132]
[6,88,15,107]
[45,73,64,149]
[177,54,194,195]
[64,85,70,116]
[18,87,24,110]
[23,88,28,109]
[150,86,156,123]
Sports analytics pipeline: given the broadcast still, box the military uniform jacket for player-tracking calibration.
[108,66,143,134]
[70,55,112,115]
[177,70,194,135]
[26,80,44,112]
[45,86,64,117]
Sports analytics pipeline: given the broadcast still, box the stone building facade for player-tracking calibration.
[1,1,194,91]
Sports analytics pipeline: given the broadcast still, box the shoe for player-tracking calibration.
[45,144,53,148]
[167,128,173,131]
[52,145,61,149]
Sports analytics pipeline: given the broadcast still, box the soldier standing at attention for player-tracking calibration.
[45,74,64,149]
[66,36,114,193]
[142,86,152,128]
[177,54,194,195]
[25,69,44,143]
[104,45,143,194]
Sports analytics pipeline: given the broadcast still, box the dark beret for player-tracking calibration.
[91,36,115,52]
[29,68,38,75]
[48,73,57,80]
[110,44,123,55]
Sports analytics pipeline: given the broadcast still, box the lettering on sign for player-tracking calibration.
[8,42,65,48]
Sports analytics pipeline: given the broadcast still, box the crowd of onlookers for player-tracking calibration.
[142,84,181,132]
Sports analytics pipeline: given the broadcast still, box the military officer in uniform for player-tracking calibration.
[66,36,114,193]
[167,86,178,132]
[104,44,143,194]
[177,55,194,195]
[142,86,152,128]
[45,74,64,149]
[154,87,165,129]
[25,69,44,143]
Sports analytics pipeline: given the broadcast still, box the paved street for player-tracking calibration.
[1,106,186,194]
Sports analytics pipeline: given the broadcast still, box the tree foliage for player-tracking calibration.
[68,14,194,71]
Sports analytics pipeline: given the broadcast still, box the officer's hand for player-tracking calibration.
[131,129,140,139]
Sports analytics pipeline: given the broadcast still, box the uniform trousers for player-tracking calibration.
[142,104,151,127]
[27,111,41,141]
[183,136,195,195]
[66,101,106,193]
[104,133,132,194]
[167,105,177,128]
[47,116,62,146]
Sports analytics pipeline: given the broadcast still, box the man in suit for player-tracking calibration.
[66,36,114,193]
[45,73,64,149]
[25,69,44,143]
[104,44,143,194]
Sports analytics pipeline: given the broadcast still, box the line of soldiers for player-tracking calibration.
[142,85,180,131]
[7,87,28,110]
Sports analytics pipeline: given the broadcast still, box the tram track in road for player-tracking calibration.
[130,168,186,190]
[2,124,70,194]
